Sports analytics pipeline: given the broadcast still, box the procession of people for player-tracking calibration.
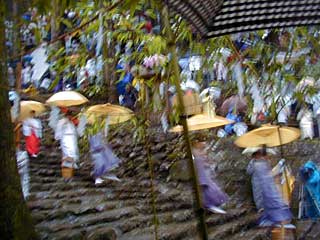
[13,87,320,220]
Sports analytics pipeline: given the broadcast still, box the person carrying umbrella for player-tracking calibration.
[235,124,301,229]
[22,110,42,158]
[55,107,81,171]
[85,103,133,184]
[46,90,89,178]
[246,146,294,228]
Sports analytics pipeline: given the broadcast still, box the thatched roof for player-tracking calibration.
[165,0,320,38]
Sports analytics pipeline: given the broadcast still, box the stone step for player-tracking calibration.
[117,209,195,235]
[119,220,198,240]
[35,206,196,239]
[208,213,258,240]
[228,228,270,240]
[46,226,118,240]
[206,208,251,226]
[36,206,138,233]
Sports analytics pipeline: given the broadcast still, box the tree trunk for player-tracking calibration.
[0,3,38,239]
[103,19,118,103]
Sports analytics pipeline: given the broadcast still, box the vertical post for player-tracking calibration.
[277,126,292,204]
[102,1,118,103]
[161,6,208,240]
[13,0,22,150]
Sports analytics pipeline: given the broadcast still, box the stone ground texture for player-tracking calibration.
[26,121,320,239]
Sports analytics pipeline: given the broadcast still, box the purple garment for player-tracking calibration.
[248,159,292,225]
[89,133,120,178]
[193,153,228,208]
[54,79,63,93]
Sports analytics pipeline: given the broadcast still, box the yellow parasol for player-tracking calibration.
[46,91,89,107]
[169,114,233,133]
[169,95,233,132]
[18,100,46,121]
[234,124,300,148]
[85,103,134,125]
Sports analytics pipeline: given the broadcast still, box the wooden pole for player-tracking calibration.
[162,6,208,240]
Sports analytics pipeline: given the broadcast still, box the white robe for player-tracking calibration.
[55,118,79,164]
[16,151,30,199]
[22,117,42,138]
[297,108,314,139]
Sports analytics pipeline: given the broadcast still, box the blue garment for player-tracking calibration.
[22,13,32,21]
[300,161,320,218]
[122,87,138,109]
[224,111,242,134]
[89,132,120,178]
[247,158,292,226]
[193,152,228,208]
[116,72,133,96]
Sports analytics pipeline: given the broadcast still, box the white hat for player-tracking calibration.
[242,147,277,155]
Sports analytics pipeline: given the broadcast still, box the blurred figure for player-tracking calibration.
[22,110,42,158]
[299,161,320,219]
[16,151,30,199]
[247,147,294,228]
[297,106,314,139]
[22,62,33,89]
[224,110,243,135]
[192,142,228,214]
[122,83,138,110]
[55,108,80,170]
[8,66,15,88]
[89,132,121,185]
[116,63,134,100]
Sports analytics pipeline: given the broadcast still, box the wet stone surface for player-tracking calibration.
[26,122,320,239]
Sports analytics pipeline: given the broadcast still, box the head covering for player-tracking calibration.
[242,147,277,155]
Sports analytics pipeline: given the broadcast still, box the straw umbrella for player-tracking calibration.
[46,91,89,107]
[18,100,46,121]
[85,103,134,125]
[234,124,300,148]
[169,114,232,133]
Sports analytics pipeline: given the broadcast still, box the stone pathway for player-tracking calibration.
[26,124,320,239]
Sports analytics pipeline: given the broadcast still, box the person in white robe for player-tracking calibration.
[22,111,42,157]
[297,107,314,139]
[55,110,80,169]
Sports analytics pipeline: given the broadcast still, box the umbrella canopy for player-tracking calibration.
[220,95,247,116]
[169,114,233,133]
[46,91,89,107]
[235,124,300,148]
[86,103,134,125]
[19,100,46,121]
[166,0,320,38]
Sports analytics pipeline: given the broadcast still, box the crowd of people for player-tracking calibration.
[15,104,122,197]
[15,102,320,232]
[7,7,320,235]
